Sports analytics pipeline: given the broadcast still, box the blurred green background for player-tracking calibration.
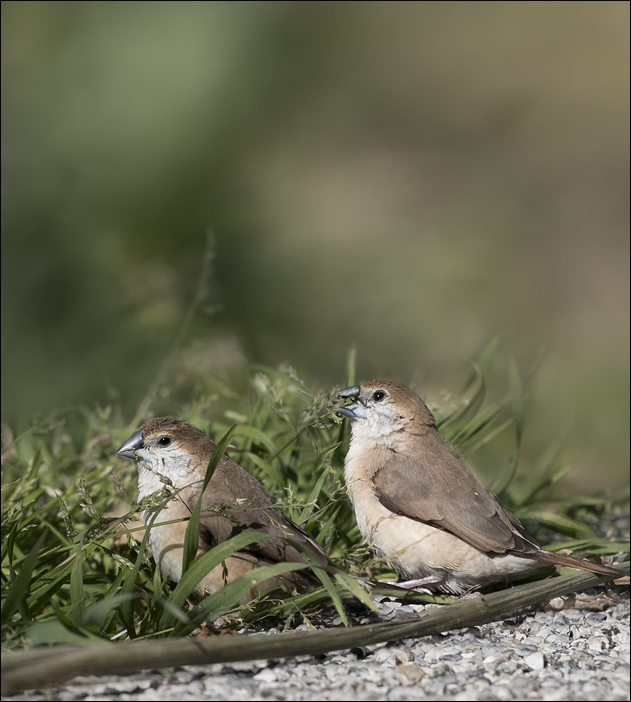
[2,1,628,493]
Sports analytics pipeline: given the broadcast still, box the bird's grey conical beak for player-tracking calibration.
[335,403,367,419]
[336,386,367,419]
[116,429,145,459]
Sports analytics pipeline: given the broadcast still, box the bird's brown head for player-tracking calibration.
[117,418,214,482]
[336,379,435,449]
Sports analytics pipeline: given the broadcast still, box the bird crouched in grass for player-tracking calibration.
[336,379,621,595]
[117,418,332,598]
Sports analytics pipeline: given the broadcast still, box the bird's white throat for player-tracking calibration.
[347,411,408,451]
[136,452,200,501]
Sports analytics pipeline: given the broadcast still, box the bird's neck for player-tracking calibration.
[137,464,168,501]
[348,416,411,452]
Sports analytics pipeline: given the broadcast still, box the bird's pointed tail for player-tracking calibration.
[529,550,622,579]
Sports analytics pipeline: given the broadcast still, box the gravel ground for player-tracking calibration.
[3,588,629,702]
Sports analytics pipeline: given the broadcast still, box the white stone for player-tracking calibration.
[587,636,609,652]
[253,667,277,683]
[523,652,545,670]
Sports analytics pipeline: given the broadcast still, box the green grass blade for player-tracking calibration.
[334,572,379,614]
[25,560,76,615]
[231,425,278,455]
[346,347,356,387]
[519,510,600,540]
[82,594,139,629]
[448,393,509,446]
[241,586,333,625]
[508,356,525,445]
[476,336,501,373]
[542,538,630,555]
[312,567,348,626]
[175,562,311,636]
[243,452,285,489]
[1,533,46,626]
[511,444,567,507]
[296,553,348,627]
[300,465,333,522]
[159,532,275,632]
[461,419,513,455]
[69,531,89,626]
[316,506,341,545]
[441,363,486,434]
[119,504,172,638]
[27,620,109,646]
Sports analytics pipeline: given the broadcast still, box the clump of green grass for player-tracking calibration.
[1,345,628,651]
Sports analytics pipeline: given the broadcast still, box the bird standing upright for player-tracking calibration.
[336,379,620,594]
[117,418,331,598]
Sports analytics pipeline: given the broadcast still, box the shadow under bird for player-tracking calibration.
[336,379,621,595]
[117,418,331,598]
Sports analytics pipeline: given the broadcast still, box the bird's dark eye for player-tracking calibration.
[372,390,386,402]
[157,436,172,447]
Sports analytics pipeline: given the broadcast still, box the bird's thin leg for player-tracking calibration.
[382,576,441,594]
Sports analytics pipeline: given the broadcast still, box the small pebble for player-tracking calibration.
[394,663,425,685]
[523,652,545,670]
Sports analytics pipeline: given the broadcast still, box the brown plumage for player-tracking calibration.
[336,379,620,594]
[117,418,331,599]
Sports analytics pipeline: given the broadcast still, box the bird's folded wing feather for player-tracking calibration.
[193,457,331,567]
[372,431,538,556]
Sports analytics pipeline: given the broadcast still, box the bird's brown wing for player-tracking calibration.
[192,456,332,568]
[372,429,538,556]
